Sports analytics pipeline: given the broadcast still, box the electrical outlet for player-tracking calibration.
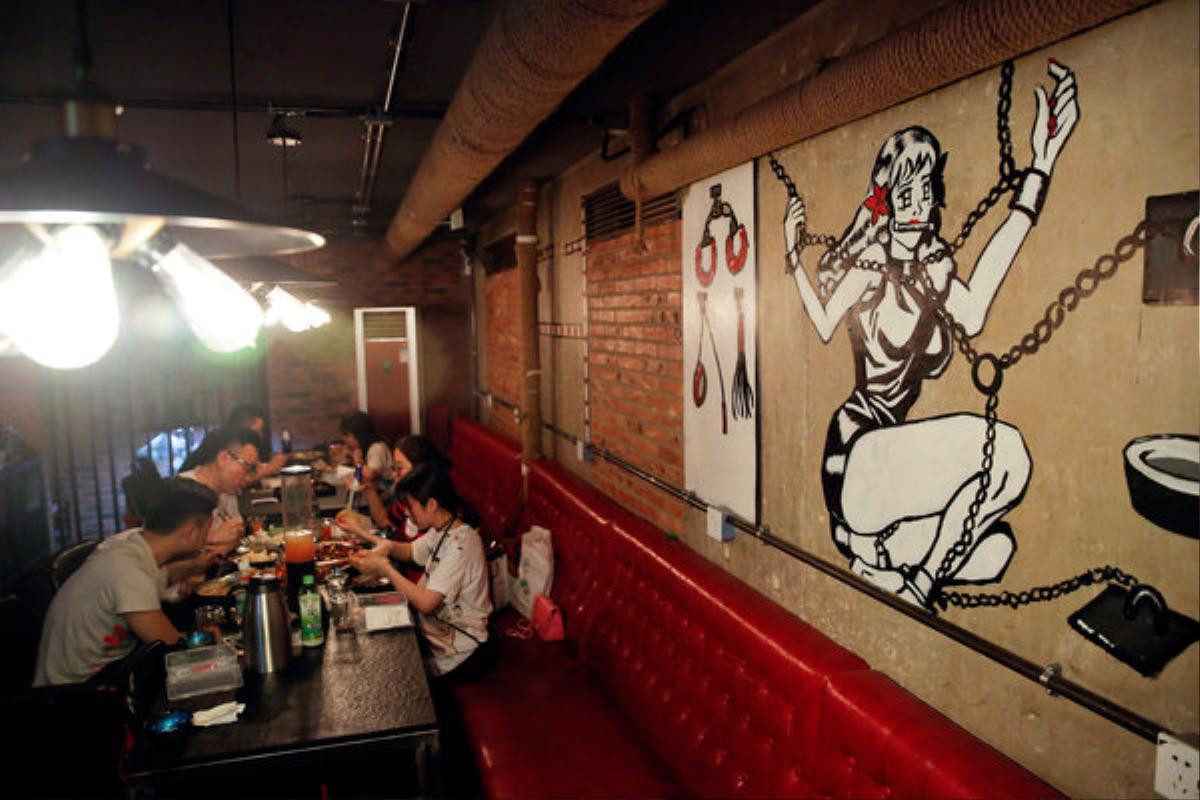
[706,506,734,543]
[1156,732,1199,800]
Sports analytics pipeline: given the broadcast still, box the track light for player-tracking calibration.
[266,114,302,148]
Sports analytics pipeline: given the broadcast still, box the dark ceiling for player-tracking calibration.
[0,0,815,247]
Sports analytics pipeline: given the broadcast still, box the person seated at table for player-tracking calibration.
[339,411,393,488]
[361,435,447,537]
[180,404,286,480]
[34,479,218,686]
[338,436,448,581]
[350,462,491,679]
[179,427,263,556]
[228,403,288,479]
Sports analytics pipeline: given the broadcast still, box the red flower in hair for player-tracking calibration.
[864,182,889,224]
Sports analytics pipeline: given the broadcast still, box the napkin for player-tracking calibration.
[192,701,245,727]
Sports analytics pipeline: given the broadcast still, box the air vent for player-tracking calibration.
[361,310,408,340]
[584,182,679,244]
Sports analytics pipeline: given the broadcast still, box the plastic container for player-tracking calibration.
[165,643,243,701]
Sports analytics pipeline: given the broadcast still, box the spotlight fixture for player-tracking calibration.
[266,114,303,148]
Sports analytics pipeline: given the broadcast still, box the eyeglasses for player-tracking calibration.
[225,450,259,475]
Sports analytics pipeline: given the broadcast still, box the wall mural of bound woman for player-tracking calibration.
[775,60,1079,608]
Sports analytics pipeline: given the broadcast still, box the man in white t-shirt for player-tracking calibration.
[35,479,218,686]
[178,427,262,556]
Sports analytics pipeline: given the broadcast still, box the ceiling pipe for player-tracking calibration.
[382,0,666,263]
[354,1,414,228]
[619,0,1154,200]
[0,94,445,119]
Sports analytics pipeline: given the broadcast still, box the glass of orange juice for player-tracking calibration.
[284,529,316,564]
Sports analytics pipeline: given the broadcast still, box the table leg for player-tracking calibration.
[415,736,441,800]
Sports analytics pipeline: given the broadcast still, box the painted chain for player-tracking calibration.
[938,566,1137,611]
[768,60,1164,612]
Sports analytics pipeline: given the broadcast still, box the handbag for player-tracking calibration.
[531,593,564,642]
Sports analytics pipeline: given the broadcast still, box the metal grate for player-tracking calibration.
[583,182,679,244]
[362,310,409,340]
[40,339,267,547]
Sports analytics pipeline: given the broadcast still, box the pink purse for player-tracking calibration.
[531,593,564,642]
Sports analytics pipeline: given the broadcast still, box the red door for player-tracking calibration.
[364,339,412,442]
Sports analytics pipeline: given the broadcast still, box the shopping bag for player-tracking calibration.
[531,593,564,641]
[511,526,553,619]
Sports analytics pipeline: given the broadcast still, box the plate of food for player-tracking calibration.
[195,577,236,599]
[351,574,392,593]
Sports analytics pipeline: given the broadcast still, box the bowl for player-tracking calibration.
[1123,434,1198,537]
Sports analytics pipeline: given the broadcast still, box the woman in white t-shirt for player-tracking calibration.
[339,411,393,486]
[350,461,491,679]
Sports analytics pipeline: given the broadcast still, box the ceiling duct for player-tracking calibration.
[382,0,666,262]
[619,0,1154,199]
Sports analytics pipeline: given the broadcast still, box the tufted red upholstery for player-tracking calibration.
[454,458,1062,800]
[810,670,1058,799]
[447,418,523,546]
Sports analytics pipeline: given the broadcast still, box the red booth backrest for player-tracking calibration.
[448,419,523,545]
[517,460,1059,799]
[811,669,1057,800]
[520,461,871,799]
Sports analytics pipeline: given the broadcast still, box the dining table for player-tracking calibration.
[124,627,440,798]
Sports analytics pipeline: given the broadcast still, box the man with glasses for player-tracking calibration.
[179,427,264,556]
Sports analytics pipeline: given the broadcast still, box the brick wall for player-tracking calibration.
[585,221,686,533]
[268,235,471,450]
[0,359,48,455]
[482,267,521,443]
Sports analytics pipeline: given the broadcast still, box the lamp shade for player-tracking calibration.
[0,136,325,259]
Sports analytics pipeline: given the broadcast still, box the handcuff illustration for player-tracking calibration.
[694,183,749,286]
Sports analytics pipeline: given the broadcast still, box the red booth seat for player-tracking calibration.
[450,446,1060,799]
[447,418,523,547]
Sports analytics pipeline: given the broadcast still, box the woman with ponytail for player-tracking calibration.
[350,461,490,678]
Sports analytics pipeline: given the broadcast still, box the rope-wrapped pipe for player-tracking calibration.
[620,0,1152,199]
[384,0,665,262]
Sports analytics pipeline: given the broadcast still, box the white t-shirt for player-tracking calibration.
[178,469,241,525]
[365,441,393,483]
[35,531,161,686]
[411,523,491,675]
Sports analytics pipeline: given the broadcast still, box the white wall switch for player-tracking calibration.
[1156,732,1200,800]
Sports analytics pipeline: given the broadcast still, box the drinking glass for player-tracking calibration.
[327,571,354,633]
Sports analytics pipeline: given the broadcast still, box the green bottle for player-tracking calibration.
[299,574,325,647]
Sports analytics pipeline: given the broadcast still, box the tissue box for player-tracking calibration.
[165,643,243,701]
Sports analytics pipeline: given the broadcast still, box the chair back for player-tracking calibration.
[121,455,162,527]
[50,537,101,591]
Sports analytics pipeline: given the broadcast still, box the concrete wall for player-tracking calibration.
[475,1,1199,796]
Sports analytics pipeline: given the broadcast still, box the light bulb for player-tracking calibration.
[150,241,263,352]
[304,301,331,329]
[265,286,314,332]
[0,225,119,369]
